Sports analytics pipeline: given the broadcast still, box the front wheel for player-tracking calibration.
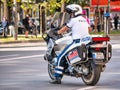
[81,61,101,86]
[48,61,56,80]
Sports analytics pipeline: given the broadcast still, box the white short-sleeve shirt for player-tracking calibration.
[67,16,90,39]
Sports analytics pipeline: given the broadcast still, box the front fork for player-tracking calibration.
[44,38,55,61]
[46,39,54,55]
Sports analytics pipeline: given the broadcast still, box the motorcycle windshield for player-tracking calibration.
[50,12,70,29]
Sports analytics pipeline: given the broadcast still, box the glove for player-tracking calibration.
[54,30,58,35]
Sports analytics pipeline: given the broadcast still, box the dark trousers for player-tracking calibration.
[3,27,8,37]
[114,23,118,30]
[97,25,101,32]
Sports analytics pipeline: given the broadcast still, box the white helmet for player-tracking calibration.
[66,4,82,16]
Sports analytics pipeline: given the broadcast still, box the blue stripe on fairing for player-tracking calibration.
[56,41,74,66]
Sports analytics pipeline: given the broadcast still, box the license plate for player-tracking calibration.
[92,52,104,59]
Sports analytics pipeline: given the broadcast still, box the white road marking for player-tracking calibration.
[105,72,120,75]
[0,42,46,47]
[0,54,19,58]
[0,46,47,51]
[112,44,120,49]
[0,54,44,62]
[77,86,95,90]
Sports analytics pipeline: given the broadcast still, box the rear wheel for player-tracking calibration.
[81,61,101,86]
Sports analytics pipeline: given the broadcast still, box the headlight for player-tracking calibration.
[42,33,49,41]
[42,33,47,39]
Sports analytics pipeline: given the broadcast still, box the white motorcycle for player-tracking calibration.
[42,12,112,86]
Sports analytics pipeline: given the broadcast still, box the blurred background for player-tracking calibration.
[0,0,120,40]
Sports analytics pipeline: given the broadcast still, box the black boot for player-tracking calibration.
[50,78,61,84]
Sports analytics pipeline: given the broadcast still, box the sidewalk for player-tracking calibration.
[0,34,46,49]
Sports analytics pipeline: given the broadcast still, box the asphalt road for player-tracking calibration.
[0,38,120,90]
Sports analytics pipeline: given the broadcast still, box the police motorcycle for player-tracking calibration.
[42,12,112,86]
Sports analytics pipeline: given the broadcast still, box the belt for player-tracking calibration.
[73,39,80,43]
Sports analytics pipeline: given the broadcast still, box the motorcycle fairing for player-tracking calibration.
[55,36,91,61]
[55,36,72,45]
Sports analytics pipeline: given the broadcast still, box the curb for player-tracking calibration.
[109,34,120,36]
[0,40,44,44]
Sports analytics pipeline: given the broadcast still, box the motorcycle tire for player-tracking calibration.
[81,61,101,86]
[48,61,56,80]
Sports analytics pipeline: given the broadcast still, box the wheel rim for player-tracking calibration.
[82,66,94,83]
[48,61,55,80]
